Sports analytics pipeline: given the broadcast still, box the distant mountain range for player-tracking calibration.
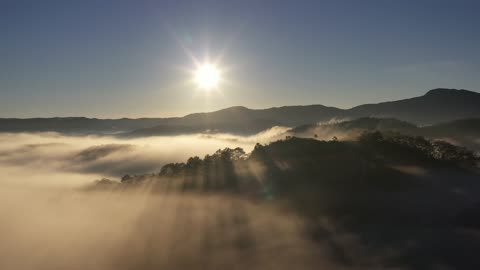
[1,88,479,135]
[289,117,480,152]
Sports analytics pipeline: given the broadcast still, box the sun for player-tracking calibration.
[194,63,221,90]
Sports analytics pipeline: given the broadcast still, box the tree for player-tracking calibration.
[121,174,132,182]
[186,156,202,169]
[432,141,475,161]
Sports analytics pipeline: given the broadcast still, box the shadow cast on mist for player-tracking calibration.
[93,132,480,270]
[0,188,338,270]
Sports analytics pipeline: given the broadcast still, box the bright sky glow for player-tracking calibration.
[194,63,221,90]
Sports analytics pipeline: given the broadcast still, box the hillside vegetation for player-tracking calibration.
[92,132,480,269]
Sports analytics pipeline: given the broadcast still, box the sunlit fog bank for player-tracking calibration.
[0,191,336,270]
[0,129,289,188]
[0,130,346,270]
[1,127,478,270]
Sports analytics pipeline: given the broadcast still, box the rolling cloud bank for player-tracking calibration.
[0,130,343,270]
[1,128,479,270]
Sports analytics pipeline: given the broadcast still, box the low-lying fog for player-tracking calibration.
[2,129,353,270]
[0,128,289,187]
[1,190,339,270]
[2,129,476,269]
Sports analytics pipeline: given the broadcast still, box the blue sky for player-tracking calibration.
[1,0,479,117]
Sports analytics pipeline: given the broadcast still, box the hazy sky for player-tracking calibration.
[2,0,479,118]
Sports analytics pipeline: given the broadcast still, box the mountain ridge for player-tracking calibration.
[1,88,479,135]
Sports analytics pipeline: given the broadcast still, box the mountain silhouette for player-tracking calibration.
[348,88,480,123]
[1,88,479,135]
[124,88,480,136]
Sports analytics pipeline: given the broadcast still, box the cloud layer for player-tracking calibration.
[0,131,273,185]
[0,130,355,270]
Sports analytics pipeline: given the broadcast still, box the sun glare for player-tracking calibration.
[194,63,221,90]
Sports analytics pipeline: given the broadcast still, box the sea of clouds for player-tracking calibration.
[0,129,355,270]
